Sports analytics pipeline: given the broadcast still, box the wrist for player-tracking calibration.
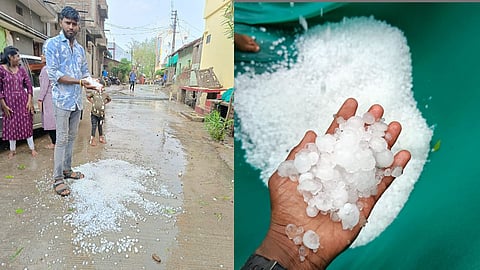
[256,224,328,270]
[242,254,286,270]
[257,225,305,269]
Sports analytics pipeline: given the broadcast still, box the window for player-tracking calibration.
[206,92,217,99]
[16,5,23,16]
[206,34,211,44]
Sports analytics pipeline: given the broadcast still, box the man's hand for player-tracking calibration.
[255,98,411,270]
[80,78,94,89]
[81,78,104,91]
[234,33,260,52]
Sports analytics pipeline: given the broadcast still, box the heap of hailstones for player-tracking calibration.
[277,112,403,261]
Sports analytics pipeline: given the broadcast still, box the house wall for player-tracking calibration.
[1,0,107,76]
[177,46,193,77]
[200,0,233,89]
[190,39,202,86]
[0,0,54,55]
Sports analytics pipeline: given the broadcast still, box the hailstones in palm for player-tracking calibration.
[277,112,403,230]
[285,224,320,262]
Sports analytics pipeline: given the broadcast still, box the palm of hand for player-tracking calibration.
[258,98,411,269]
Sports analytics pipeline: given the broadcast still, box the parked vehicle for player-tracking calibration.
[0,54,44,139]
[103,76,112,86]
[108,76,120,85]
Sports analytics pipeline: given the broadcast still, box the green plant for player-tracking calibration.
[204,110,233,141]
[221,0,233,40]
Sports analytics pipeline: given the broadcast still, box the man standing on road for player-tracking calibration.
[129,69,136,92]
[44,6,97,196]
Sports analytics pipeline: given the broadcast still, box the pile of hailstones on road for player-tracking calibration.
[277,112,403,262]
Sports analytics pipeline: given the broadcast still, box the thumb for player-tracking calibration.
[286,130,317,161]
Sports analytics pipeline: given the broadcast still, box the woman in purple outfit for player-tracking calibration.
[38,54,56,149]
[0,46,38,158]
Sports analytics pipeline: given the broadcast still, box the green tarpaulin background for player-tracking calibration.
[235,3,480,270]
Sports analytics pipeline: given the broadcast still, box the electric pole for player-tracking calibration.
[171,10,177,53]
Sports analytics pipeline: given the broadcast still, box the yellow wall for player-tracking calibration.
[200,0,233,89]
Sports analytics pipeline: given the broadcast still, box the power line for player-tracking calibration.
[105,22,170,32]
[178,19,203,36]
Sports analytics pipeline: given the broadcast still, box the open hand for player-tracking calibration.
[255,98,411,270]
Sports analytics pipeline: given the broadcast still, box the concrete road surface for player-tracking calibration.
[0,84,233,269]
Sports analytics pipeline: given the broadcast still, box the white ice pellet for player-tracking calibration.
[369,136,388,152]
[316,134,336,153]
[315,163,335,181]
[302,230,320,250]
[337,203,361,230]
[374,150,395,168]
[299,16,308,31]
[299,245,307,261]
[294,151,313,173]
[277,160,296,177]
[293,235,303,245]
[371,121,389,132]
[362,112,375,125]
[306,204,319,217]
[297,179,322,195]
[307,151,320,165]
[298,172,314,184]
[391,166,403,177]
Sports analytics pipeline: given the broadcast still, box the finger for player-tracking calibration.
[286,130,317,161]
[385,121,402,149]
[375,150,411,199]
[367,104,384,120]
[326,98,358,134]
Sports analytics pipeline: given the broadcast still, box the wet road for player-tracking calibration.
[0,84,234,269]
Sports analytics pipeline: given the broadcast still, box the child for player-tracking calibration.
[86,81,111,146]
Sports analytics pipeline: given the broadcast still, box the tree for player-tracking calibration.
[117,58,132,82]
[155,68,165,77]
[130,38,156,80]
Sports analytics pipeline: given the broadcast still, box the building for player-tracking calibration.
[0,0,57,55]
[200,0,233,89]
[60,0,108,77]
[154,35,163,71]
[1,0,108,77]
[166,37,202,85]
[163,0,233,117]
[108,41,129,62]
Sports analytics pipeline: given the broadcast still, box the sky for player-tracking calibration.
[105,0,206,56]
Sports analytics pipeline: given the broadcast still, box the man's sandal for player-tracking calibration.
[63,170,85,179]
[53,179,70,196]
